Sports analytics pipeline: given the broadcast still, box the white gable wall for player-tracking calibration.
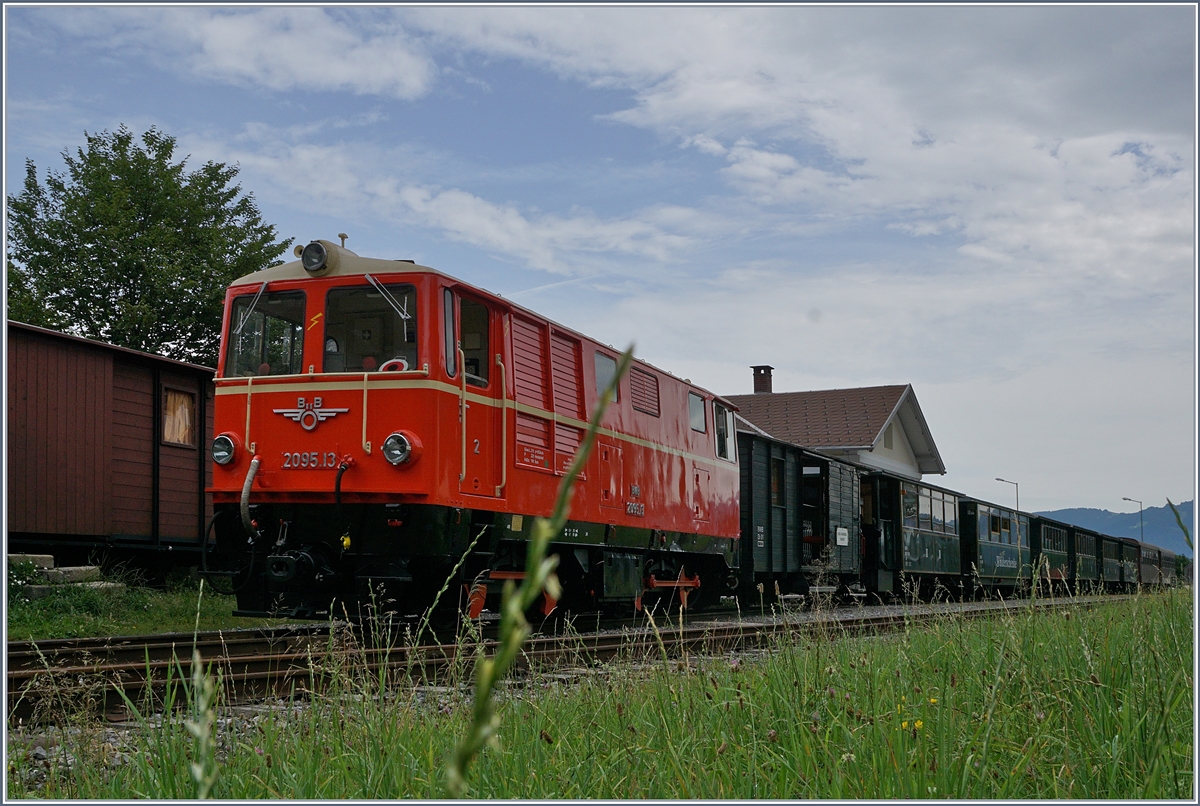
[856,419,922,479]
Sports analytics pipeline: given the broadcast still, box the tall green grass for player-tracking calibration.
[9,589,1192,799]
[6,570,296,641]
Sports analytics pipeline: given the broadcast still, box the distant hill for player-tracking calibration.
[1035,500,1193,559]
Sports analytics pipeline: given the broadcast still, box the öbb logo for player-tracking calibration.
[273,397,350,431]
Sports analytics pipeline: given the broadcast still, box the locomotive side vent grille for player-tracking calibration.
[630,367,660,417]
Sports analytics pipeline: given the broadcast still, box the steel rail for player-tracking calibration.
[6,595,1121,722]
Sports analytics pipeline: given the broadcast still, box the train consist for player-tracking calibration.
[736,426,1177,602]
[201,241,1181,620]
[206,241,740,620]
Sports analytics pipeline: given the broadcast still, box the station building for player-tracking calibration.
[723,365,946,481]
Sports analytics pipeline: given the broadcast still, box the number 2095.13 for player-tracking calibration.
[282,451,339,469]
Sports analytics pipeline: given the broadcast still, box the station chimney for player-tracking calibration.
[752,365,774,394]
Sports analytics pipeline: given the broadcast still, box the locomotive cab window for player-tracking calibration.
[460,298,490,387]
[162,388,196,447]
[323,283,416,373]
[443,289,457,378]
[714,402,735,460]
[688,392,706,433]
[225,290,306,377]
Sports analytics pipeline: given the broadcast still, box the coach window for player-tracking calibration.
[688,392,706,433]
[943,494,957,534]
[714,402,735,460]
[595,352,619,401]
[461,298,489,387]
[162,388,196,447]
[918,489,932,531]
[324,283,416,372]
[903,488,918,529]
[225,290,306,377]
[443,289,457,378]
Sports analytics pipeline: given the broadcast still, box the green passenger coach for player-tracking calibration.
[861,473,961,597]
[959,497,1030,595]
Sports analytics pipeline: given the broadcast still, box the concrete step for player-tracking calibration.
[21,581,125,602]
[8,554,55,570]
[40,566,101,584]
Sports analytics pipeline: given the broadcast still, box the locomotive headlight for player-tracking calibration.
[383,432,412,465]
[301,241,328,274]
[211,434,237,465]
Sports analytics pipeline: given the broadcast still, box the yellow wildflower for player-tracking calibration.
[929,698,938,704]
[902,721,909,729]
[915,720,924,729]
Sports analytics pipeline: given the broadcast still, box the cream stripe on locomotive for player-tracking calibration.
[214,375,734,468]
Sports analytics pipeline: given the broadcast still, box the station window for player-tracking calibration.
[323,282,416,373]
[595,352,619,401]
[688,392,706,433]
[162,388,196,446]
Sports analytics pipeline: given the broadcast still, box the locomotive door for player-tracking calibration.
[451,291,504,497]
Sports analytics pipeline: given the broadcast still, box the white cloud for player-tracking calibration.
[557,262,1194,510]
[185,127,698,275]
[409,7,1193,293]
[35,7,437,99]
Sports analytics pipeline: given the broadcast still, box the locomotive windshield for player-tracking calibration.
[324,283,417,372]
[225,290,306,377]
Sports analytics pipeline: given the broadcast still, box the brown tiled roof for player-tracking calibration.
[727,383,947,474]
[724,385,909,449]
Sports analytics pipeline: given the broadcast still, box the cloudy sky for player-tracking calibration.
[5,5,1196,513]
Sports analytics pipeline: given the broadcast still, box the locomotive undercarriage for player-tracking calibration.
[209,501,738,622]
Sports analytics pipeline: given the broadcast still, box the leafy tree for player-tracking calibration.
[6,126,292,366]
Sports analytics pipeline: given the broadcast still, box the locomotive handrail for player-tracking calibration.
[496,353,507,496]
[214,366,431,386]
[361,373,372,455]
[244,375,254,453]
[458,346,467,484]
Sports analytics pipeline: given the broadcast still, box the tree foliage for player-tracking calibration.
[6,126,292,366]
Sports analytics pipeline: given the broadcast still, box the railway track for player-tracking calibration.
[7,595,1119,722]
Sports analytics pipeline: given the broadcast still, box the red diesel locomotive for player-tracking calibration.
[207,240,741,620]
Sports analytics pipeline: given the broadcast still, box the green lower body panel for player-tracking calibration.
[901,529,960,575]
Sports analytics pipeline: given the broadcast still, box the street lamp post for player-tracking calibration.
[995,477,1019,513]
[1122,496,1143,543]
